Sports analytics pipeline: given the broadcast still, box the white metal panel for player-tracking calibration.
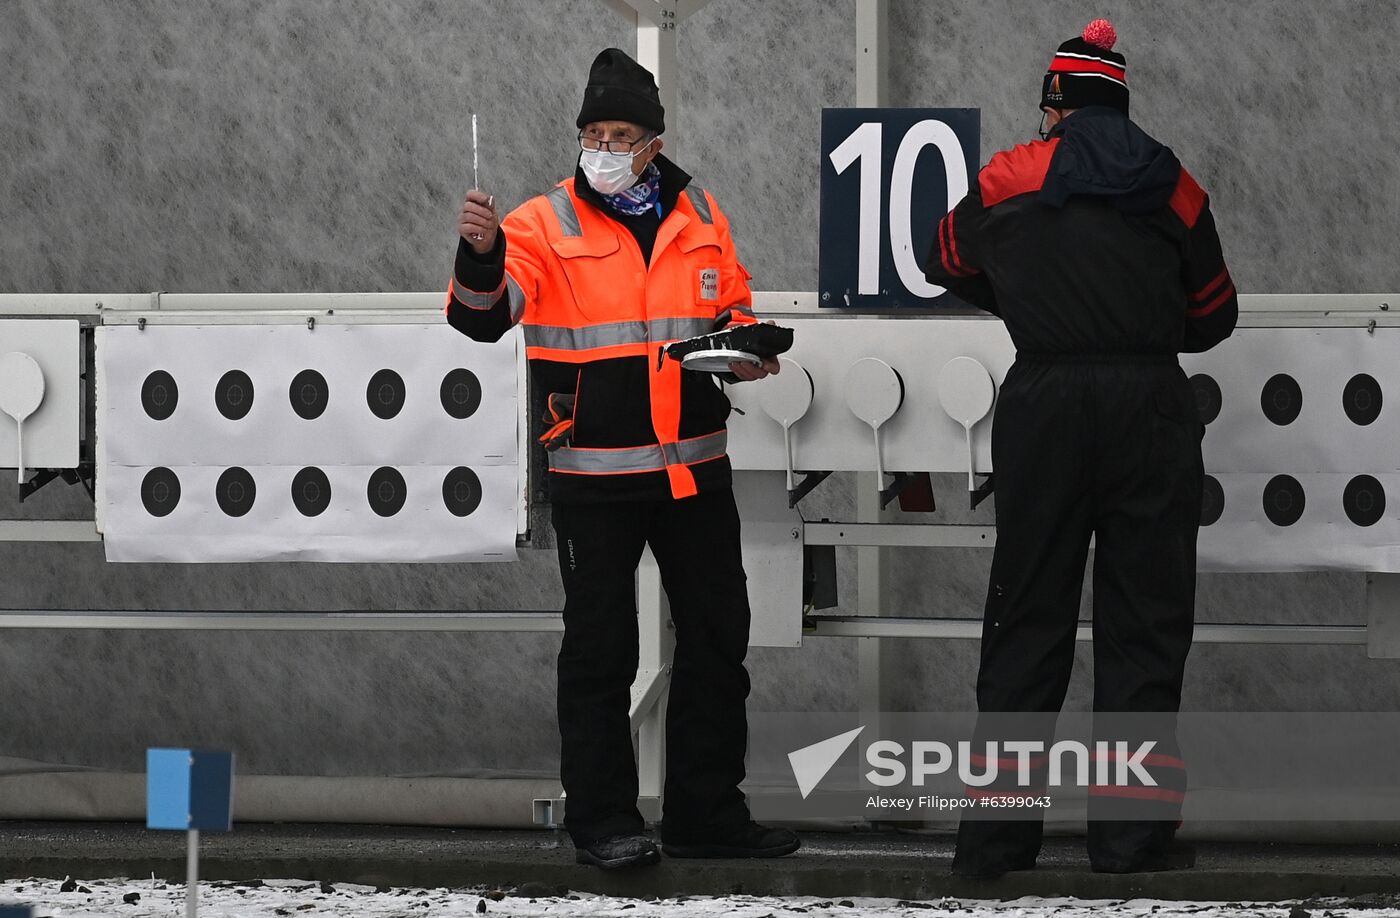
[0,319,81,471]
[726,317,1013,474]
[734,470,805,647]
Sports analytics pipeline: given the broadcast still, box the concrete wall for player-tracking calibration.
[3,0,1399,792]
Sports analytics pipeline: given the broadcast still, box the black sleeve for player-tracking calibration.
[923,185,1000,315]
[445,231,513,344]
[1179,201,1238,353]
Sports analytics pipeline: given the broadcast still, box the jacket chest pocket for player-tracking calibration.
[549,235,634,322]
[675,226,725,309]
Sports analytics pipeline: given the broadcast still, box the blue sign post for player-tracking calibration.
[147,748,234,918]
[819,108,980,309]
[0,905,34,917]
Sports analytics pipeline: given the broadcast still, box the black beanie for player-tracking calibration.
[1041,19,1129,116]
[576,48,666,134]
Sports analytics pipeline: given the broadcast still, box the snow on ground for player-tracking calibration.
[4,878,1400,918]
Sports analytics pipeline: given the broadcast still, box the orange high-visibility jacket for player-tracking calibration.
[446,170,756,503]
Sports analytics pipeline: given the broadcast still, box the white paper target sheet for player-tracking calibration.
[98,324,521,563]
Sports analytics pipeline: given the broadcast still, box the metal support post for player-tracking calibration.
[636,547,675,822]
[853,0,893,771]
[854,0,889,109]
[1367,573,1400,658]
[185,828,199,918]
[604,0,713,156]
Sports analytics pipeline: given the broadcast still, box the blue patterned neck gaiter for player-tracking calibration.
[602,162,662,217]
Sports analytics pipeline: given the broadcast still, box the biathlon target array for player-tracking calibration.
[1190,371,1388,529]
[101,324,518,563]
[135,366,483,520]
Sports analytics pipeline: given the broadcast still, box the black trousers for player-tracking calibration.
[551,487,753,847]
[954,358,1203,873]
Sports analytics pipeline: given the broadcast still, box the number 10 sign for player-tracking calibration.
[819,108,980,309]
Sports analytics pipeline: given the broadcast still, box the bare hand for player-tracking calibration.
[457,190,499,254]
[729,356,780,382]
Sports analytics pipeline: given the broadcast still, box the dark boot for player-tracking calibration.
[574,834,661,870]
[661,821,800,859]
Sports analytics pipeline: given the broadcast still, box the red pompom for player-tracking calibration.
[1082,18,1117,50]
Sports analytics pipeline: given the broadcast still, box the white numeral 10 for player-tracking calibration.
[828,119,969,299]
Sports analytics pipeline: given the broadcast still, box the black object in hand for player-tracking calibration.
[664,323,794,367]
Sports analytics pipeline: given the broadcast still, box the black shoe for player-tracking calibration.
[1092,841,1196,874]
[661,821,801,859]
[574,834,661,870]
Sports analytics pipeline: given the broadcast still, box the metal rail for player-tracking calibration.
[0,611,564,631]
[806,616,1368,644]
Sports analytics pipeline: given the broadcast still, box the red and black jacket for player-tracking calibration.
[925,106,1237,356]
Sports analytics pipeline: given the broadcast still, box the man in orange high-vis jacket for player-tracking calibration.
[445,48,798,870]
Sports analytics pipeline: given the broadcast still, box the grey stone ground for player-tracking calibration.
[4,823,1400,903]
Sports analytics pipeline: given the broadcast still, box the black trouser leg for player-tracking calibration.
[650,488,754,838]
[955,364,1095,874]
[552,500,649,847]
[1086,368,1201,869]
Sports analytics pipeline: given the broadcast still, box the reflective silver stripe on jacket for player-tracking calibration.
[453,276,504,310]
[523,317,714,352]
[545,186,582,237]
[505,273,526,323]
[684,185,713,224]
[550,431,728,474]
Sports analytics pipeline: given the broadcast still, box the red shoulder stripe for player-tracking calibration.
[1188,281,1235,318]
[936,214,958,277]
[1170,168,1207,229]
[1191,266,1230,302]
[979,138,1060,208]
[946,207,964,273]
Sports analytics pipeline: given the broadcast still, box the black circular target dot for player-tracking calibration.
[1343,475,1386,527]
[141,371,179,421]
[367,369,406,420]
[216,467,257,517]
[1262,474,1305,526]
[442,466,483,517]
[441,368,483,420]
[1200,475,1225,526]
[367,466,407,517]
[216,370,255,420]
[289,369,330,420]
[140,467,181,517]
[1189,374,1222,426]
[291,466,332,517]
[1343,374,1383,426]
[1260,374,1302,426]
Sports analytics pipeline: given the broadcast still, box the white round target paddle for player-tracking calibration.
[759,357,814,490]
[937,356,996,491]
[681,349,762,373]
[844,358,905,485]
[0,351,46,484]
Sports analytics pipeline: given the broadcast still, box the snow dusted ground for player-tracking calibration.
[4,877,1399,918]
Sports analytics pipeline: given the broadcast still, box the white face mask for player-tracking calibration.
[579,137,655,195]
